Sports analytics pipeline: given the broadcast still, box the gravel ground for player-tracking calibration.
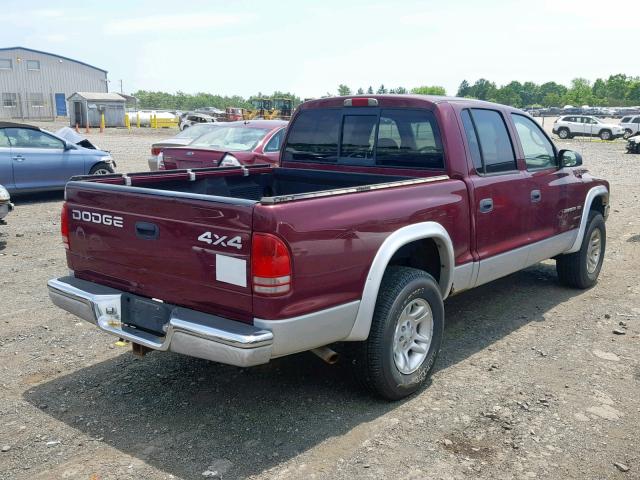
[0,122,638,480]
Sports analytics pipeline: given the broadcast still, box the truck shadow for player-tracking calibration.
[24,262,581,479]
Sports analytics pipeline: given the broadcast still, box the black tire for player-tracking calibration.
[89,162,114,175]
[351,266,444,400]
[599,129,612,141]
[623,129,633,140]
[557,128,570,139]
[556,211,606,289]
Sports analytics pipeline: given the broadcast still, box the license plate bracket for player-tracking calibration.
[121,295,171,336]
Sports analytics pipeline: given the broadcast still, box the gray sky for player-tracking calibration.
[1,0,635,97]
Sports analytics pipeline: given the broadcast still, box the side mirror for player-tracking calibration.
[558,149,582,168]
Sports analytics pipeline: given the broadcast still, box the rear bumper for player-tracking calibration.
[48,276,274,367]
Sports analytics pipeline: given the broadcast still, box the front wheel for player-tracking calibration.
[599,129,612,141]
[89,162,114,175]
[557,128,570,139]
[623,129,633,140]
[351,267,444,400]
[556,211,606,289]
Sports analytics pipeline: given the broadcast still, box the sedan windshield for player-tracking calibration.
[190,126,271,151]
[175,123,219,139]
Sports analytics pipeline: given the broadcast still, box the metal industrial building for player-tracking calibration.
[0,47,108,120]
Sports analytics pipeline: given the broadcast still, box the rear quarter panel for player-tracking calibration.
[252,179,472,319]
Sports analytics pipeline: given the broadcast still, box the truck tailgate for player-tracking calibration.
[64,182,255,323]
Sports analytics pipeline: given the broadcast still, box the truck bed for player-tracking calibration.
[71,165,427,204]
[64,165,449,324]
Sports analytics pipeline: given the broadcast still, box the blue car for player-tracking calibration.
[0,122,115,194]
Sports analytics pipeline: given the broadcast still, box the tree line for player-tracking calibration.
[334,84,446,96]
[131,90,302,111]
[132,74,640,111]
[457,75,640,108]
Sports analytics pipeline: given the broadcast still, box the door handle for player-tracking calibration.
[531,189,542,203]
[479,198,493,213]
[135,222,159,240]
[12,155,25,162]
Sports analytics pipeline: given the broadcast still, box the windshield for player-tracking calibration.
[175,123,219,139]
[190,126,271,151]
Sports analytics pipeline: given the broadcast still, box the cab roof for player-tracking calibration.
[299,94,522,113]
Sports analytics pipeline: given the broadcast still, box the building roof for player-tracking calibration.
[69,92,126,101]
[0,46,108,74]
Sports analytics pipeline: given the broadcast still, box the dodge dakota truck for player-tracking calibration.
[48,95,610,400]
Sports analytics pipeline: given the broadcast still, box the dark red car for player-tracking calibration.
[159,120,287,170]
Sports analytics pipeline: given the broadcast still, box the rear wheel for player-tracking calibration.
[599,129,612,141]
[351,266,444,400]
[89,162,113,175]
[556,211,605,289]
[558,128,570,139]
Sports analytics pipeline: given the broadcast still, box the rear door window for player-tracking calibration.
[465,109,516,174]
[460,110,483,171]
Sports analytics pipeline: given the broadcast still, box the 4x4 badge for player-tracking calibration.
[197,231,242,249]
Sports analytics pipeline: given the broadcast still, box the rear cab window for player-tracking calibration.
[283,107,444,170]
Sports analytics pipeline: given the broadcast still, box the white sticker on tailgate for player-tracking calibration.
[215,254,247,287]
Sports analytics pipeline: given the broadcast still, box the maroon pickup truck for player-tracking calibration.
[48,95,609,400]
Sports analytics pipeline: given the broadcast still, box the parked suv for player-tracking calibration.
[552,115,625,140]
[620,115,640,139]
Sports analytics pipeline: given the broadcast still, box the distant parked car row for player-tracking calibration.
[525,106,640,118]
[0,122,115,194]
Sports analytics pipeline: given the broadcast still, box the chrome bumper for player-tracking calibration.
[48,276,273,367]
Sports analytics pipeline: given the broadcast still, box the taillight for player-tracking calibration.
[251,233,291,295]
[151,147,161,156]
[61,202,69,249]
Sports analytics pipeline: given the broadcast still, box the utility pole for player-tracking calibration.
[120,79,123,94]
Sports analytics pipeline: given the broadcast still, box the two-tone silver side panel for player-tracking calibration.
[566,185,609,253]
[472,230,577,288]
[345,221,455,341]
